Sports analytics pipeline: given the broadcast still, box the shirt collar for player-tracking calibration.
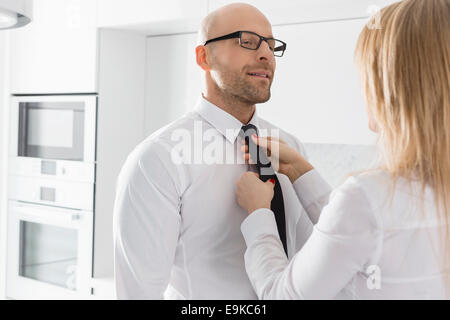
[194,95,260,144]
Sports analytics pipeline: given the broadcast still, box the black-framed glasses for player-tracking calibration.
[204,31,287,57]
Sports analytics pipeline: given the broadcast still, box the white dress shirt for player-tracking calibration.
[113,96,314,299]
[241,169,449,299]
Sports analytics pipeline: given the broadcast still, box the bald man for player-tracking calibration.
[113,3,315,299]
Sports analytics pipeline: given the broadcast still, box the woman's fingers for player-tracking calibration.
[241,135,287,163]
[252,135,277,158]
[251,134,269,149]
[241,142,257,164]
[240,144,248,153]
[235,171,275,214]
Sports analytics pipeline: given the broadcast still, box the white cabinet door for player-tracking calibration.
[98,0,208,35]
[209,0,398,25]
[0,32,8,300]
[9,0,98,94]
[145,33,202,136]
[258,19,377,145]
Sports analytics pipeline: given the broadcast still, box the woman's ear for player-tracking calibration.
[196,45,211,71]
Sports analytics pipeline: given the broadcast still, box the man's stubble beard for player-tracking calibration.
[213,67,272,106]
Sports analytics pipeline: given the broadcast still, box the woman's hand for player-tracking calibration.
[236,172,275,214]
[241,135,314,183]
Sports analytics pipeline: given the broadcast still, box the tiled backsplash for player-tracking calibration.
[302,143,380,188]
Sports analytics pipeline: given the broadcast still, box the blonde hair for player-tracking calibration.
[355,0,450,293]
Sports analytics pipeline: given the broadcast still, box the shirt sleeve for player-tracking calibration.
[283,135,315,253]
[292,169,332,224]
[281,134,332,225]
[113,141,182,299]
[241,176,380,299]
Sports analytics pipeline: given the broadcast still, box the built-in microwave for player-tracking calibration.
[6,200,93,299]
[9,95,97,182]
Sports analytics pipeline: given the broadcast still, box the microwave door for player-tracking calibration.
[18,102,85,161]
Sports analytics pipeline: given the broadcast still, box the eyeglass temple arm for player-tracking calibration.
[204,31,241,46]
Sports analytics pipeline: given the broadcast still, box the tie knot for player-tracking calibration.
[240,124,258,139]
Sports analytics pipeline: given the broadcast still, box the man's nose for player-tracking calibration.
[257,41,275,62]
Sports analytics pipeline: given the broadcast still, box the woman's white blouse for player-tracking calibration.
[241,169,448,299]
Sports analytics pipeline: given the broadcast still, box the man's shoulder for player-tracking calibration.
[145,111,200,144]
[117,112,200,190]
[124,112,200,168]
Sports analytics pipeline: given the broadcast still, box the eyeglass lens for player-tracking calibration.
[240,32,285,57]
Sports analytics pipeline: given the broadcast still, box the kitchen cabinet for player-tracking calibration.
[209,0,398,26]
[9,0,98,94]
[97,0,208,35]
[0,32,8,299]
[89,277,116,299]
[94,29,146,279]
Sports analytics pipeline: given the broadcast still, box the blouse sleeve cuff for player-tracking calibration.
[292,169,332,209]
[241,208,279,247]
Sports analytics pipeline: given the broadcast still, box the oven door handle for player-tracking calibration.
[9,201,90,226]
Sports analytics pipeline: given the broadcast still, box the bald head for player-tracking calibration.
[198,3,272,45]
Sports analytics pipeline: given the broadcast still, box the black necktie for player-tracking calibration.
[239,124,288,256]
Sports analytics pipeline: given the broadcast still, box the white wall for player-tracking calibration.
[145,32,202,136]
[260,19,376,145]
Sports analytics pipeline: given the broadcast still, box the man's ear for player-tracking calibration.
[196,45,211,71]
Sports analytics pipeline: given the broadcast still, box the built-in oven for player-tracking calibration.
[9,94,97,181]
[6,200,93,299]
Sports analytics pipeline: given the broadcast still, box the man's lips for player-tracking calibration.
[247,70,272,80]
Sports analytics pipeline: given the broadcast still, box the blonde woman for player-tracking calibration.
[235,0,449,299]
